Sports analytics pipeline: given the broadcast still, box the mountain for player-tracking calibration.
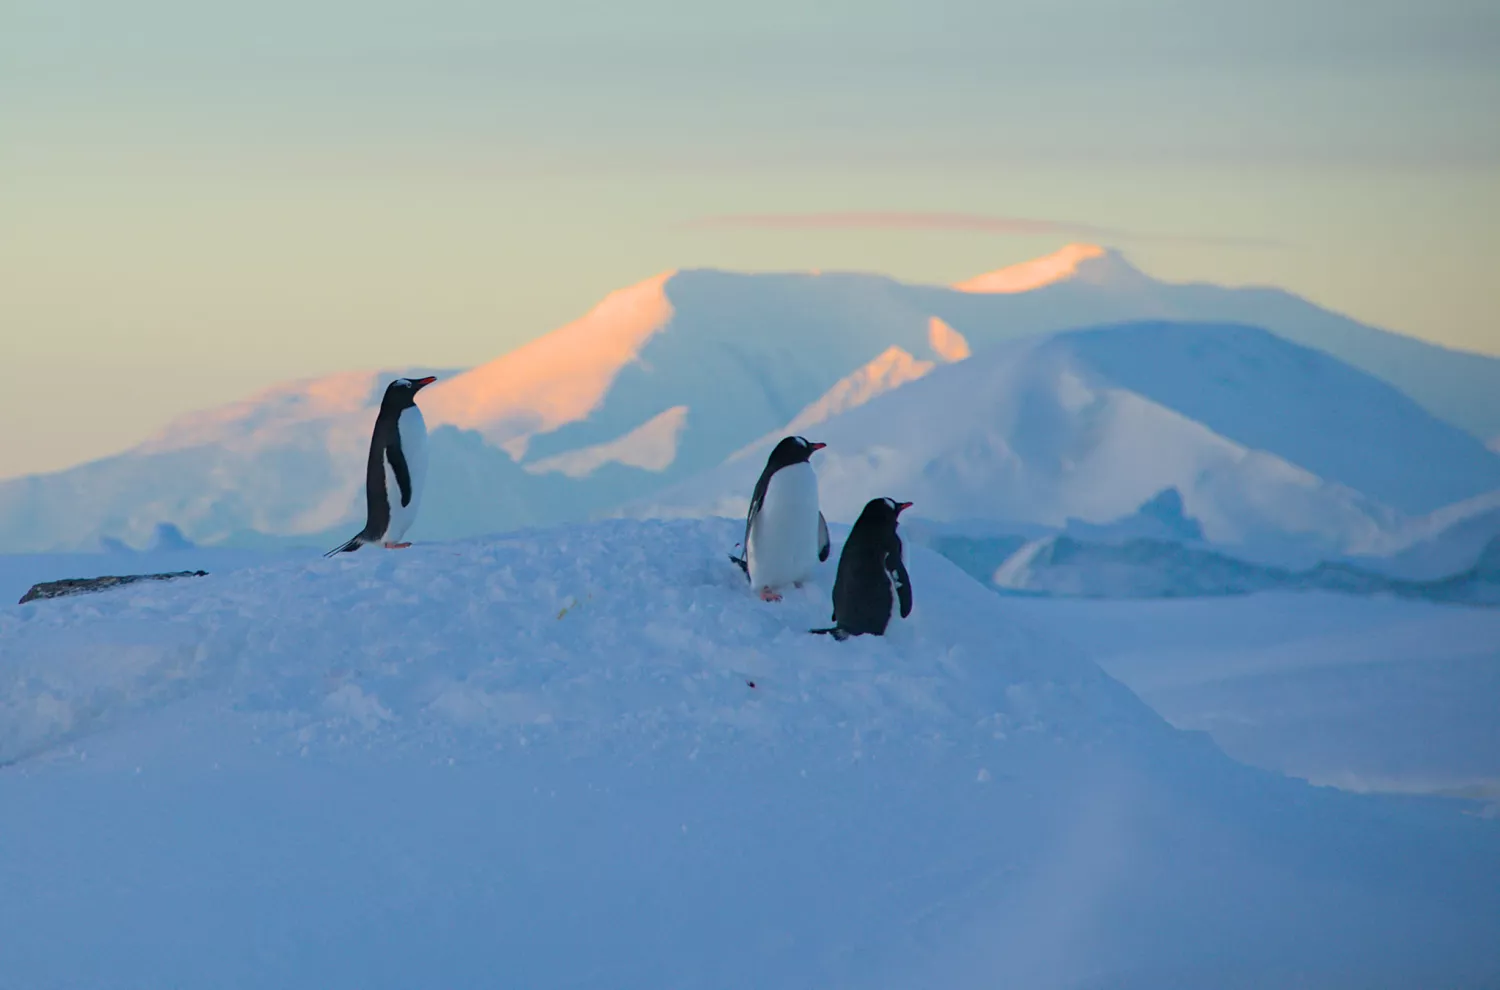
[636,322,1500,561]
[3,518,1498,987]
[3,245,1498,552]
[935,245,1500,442]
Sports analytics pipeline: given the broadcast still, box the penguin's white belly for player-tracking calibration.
[747,462,822,589]
[381,406,429,543]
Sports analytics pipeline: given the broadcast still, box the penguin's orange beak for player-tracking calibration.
[809,442,826,451]
[412,376,437,390]
[895,501,913,514]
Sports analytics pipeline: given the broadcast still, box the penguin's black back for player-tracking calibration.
[828,499,912,637]
[357,387,420,542]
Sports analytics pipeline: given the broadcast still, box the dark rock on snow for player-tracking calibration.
[18,571,208,605]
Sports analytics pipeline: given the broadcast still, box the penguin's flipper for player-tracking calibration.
[727,552,749,578]
[324,534,364,557]
[886,550,913,618]
[386,443,414,507]
[742,464,773,572]
[817,511,830,562]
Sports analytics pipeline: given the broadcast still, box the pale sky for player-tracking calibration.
[3,0,1498,477]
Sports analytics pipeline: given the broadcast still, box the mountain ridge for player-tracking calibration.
[2,245,1498,553]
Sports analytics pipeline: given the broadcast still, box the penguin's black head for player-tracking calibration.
[768,435,826,469]
[382,376,437,409]
[860,497,913,528]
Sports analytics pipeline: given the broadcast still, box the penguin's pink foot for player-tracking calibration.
[383,541,412,549]
[759,586,783,602]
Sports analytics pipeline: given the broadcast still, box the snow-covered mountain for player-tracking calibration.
[940,244,1500,442]
[637,322,1500,561]
[2,518,1497,987]
[2,244,1498,553]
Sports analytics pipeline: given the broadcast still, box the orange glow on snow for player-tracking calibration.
[421,271,678,447]
[953,243,1107,294]
[927,317,971,362]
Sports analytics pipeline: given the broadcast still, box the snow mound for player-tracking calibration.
[0,518,1149,768]
[2,519,1498,988]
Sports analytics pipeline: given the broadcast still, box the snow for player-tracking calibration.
[639,325,1425,561]
[1055,322,1500,515]
[525,405,690,478]
[1,518,1138,769]
[1013,592,1500,808]
[981,533,1500,604]
[1365,489,1500,579]
[953,243,1119,294]
[4,244,1498,553]
[1063,486,1206,544]
[726,345,939,462]
[1,518,1498,988]
[421,271,679,453]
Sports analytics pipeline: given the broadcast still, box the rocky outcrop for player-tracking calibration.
[18,571,207,605]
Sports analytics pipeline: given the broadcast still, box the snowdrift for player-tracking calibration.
[1013,592,1500,804]
[2,519,1498,988]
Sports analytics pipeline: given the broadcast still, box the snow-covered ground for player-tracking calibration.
[1013,592,1500,805]
[2,520,1498,988]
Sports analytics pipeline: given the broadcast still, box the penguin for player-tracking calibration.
[325,376,437,556]
[811,497,913,640]
[728,435,831,602]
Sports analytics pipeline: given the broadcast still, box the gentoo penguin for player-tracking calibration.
[325,375,437,556]
[812,497,913,640]
[728,435,831,602]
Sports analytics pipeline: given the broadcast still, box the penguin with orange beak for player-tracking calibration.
[730,435,831,601]
[326,376,437,555]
